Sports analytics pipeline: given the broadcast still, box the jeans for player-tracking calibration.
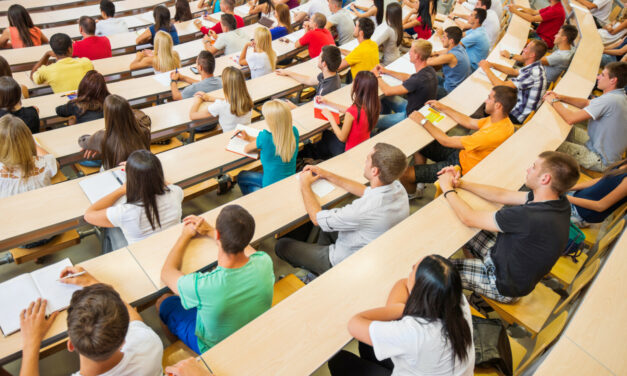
[376,96,407,132]
[328,342,394,376]
[413,141,461,183]
[237,171,263,195]
[275,231,337,275]
[102,227,128,254]
[436,75,448,99]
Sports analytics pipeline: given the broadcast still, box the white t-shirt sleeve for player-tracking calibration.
[213,35,227,50]
[43,154,58,179]
[106,204,128,228]
[121,321,164,375]
[171,184,184,203]
[207,99,228,118]
[369,318,421,361]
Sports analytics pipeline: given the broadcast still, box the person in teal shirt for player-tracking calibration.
[157,205,274,353]
[460,8,490,71]
[236,99,299,195]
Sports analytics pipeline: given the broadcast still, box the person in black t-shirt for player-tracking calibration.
[55,70,110,124]
[437,151,579,303]
[0,76,40,134]
[373,39,438,131]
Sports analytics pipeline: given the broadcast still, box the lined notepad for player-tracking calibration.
[79,170,126,204]
[226,125,261,159]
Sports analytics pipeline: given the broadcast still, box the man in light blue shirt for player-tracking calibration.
[460,8,490,71]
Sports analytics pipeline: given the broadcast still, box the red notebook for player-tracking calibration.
[314,104,341,123]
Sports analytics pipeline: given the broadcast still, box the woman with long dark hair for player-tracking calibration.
[403,0,436,40]
[56,71,110,124]
[174,0,193,22]
[329,255,474,375]
[373,3,403,65]
[0,76,39,134]
[136,5,180,45]
[350,0,385,26]
[0,4,48,48]
[84,150,183,252]
[0,56,29,98]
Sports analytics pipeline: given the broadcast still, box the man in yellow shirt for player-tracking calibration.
[400,85,517,196]
[30,33,94,93]
[338,18,379,80]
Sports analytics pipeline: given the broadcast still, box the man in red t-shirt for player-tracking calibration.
[195,0,244,35]
[295,13,336,58]
[72,16,112,60]
[507,0,565,48]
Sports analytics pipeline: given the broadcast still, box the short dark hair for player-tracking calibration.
[221,13,237,31]
[605,61,627,88]
[528,39,548,61]
[357,18,375,39]
[0,76,21,110]
[478,0,491,9]
[561,24,578,45]
[371,143,407,185]
[444,26,463,44]
[222,0,235,10]
[67,284,129,362]
[320,45,342,72]
[492,85,517,114]
[538,151,580,195]
[79,16,96,35]
[473,8,487,25]
[100,0,115,17]
[49,33,72,56]
[197,50,216,74]
[312,12,327,29]
[216,205,255,254]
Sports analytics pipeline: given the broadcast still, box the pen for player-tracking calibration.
[57,271,86,281]
[231,130,242,139]
[113,172,124,185]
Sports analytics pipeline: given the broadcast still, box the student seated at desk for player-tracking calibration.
[372,3,403,66]
[0,4,48,49]
[326,0,355,46]
[293,0,331,24]
[506,0,564,49]
[458,0,502,20]
[458,8,489,71]
[478,39,548,125]
[189,66,252,133]
[0,114,57,198]
[545,62,627,172]
[56,71,110,125]
[402,0,435,40]
[450,0,498,48]
[0,77,40,134]
[0,56,29,98]
[427,26,471,99]
[19,270,163,376]
[349,0,384,26]
[96,0,130,36]
[329,255,474,376]
[170,51,222,101]
[296,13,336,58]
[30,33,94,94]
[400,86,516,197]
[601,35,627,66]
[247,0,274,18]
[277,0,300,10]
[158,206,274,354]
[573,0,612,27]
[339,18,379,80]
[137,5,181,45]
[198,0,222,15]
[174,0,193,23]
[130,31,181,72]
[84,150,183,252]
[438,151,579,303]
[204,14,248,56]
[239,27,277,79]
[374,39,438,131]
[275,143,409,277]
[73,16,112,61]
[197,0,245,35]
[270,4,294,40]
[600,17,627,46]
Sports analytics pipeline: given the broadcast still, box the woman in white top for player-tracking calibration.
[329,255,474,376]
[84,150,183,252]
[0,114,58,199]
[130,31,181,72]
[373,3,403,66]
[189,66,254,132]
[239,27,277,79]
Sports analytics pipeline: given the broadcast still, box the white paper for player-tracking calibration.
[152,70,176,87]
[340,39,359,52]
[79,170,126,204]
[313,102,340,113]
[382,56,415,86]
[226,125,261,159]
[296,174,336,197]
[31,258,82,315]
[284,29,306,43]
[418,105,447,125]
[0,274,41,336]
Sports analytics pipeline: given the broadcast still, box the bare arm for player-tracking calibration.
[427,99,479,130]
[130,51,153,70]
[458,178,528,206]
[573,0,597,10]
[275,69,319,86]
[83,184,126,228]
[161,230,193,293]
[325,109,353,143]
[544,92,593,125]
[303,165,367,197]
[30,51,53,80]
[567,179,627,212]
[136,28,152,45]
[299,170,324,226]
[427,53,455,67]
[410,112,464,149]
[347,304,405,346]
[478,61,514,88]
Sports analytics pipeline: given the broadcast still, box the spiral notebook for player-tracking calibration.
[226,124,261,159]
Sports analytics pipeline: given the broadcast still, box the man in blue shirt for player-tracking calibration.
[461,8,490,71]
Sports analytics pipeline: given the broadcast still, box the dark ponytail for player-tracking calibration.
[125,150,169,230]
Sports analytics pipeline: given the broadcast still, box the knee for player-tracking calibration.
[155,293,174,315]
[401,165,414,182]
[274,238,291,259]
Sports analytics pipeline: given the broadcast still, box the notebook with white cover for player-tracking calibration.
[0,258,82,336]
[226,124,261,159]
[153,70,176,87]
[296,174,336,198]
[284,29,305,43]
[78,170,126,204]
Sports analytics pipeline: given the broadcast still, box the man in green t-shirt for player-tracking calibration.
[157,205,274,353]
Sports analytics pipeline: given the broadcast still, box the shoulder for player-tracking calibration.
[250,250,273,267]
[122,321,163,360]
[78,58,94,67]
[167,184,184,201]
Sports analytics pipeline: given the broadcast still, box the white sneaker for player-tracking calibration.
[408,183,426,200]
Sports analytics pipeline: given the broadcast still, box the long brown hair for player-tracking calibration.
[386,3,403,47]
[153,5,172,32]
[101,95,150,169]
[351,71,380,132]
[8,5,36,47]
[125,150,169,230]
[174,0,193,22]
[221,67,253,116]
[0,56,12,77]
[0,76,22,111]
[0,114,36,178]
[71,71,110,115]
[275,4,293,33]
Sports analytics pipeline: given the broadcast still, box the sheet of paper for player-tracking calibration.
[284,29,306,43]
[0,274,41,336]
[153,70,176,87]
[339,38,359,51]
[226,125,261,159]
[78,170,125,204]
[382,55,414,86]
[31,258,82,315]
[296,174,336,198]
[419,106,446,124]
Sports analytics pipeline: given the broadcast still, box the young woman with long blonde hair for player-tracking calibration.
[189,66,253,132]
[130,31,181,72]
[239,27,277,79]
[236,99,299,194]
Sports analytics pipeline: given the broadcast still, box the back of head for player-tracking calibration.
[478,0,491,9]
[67,284,129,362]
[351,71,380,133]
[125,150,168,230]
[262,100,295,163]
[561,24,578,45]
[320,45,342,72]
[75,70,110,113]
[197,50,216,75]
[374,0,384,25]
[403,255,472,364]
[153,5,171,32]
[0,76,22,111]
[528,39,548,61]
[312,12,327,29]
[473,8,487,25]
[371,142,407,185]
[357,17,375,39]
[8,5,35,47]
[49,33,72,56]
[222,66,253,116]
[329,0,343,9]
[492,85,517,114]
[221,13,237,31]
[255,27,276,70]
[0,56,11,78]
[275,4,292,32]
[100,0,116,17]
[0,114,36,177]
[417,0,433,29]
[606,61,627,88]
[174,0,193,22]
[538,151,580,195]
[216,205,255,254]
[222,0,235,11]
[154,31,180,71]
[102,94,148,169]
[444,26,462,45]
[411,39,432,62]
[79,16,96,35]
[386,3,403,46]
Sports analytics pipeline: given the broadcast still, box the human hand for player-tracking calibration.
[59,266,99,287]
[408,110,426,124]
[302,164,326,179]
[183,215,215,238]
[543,91,558,103]
[500,50,509,58]
[314,95,326,105]
[425,99,443,111]
[142,49,154,57]
[299,169,320,187]
[275,69,287,76]
[236,129,253,142]
[478,60,491,71]
[171,71,180,81]
[82,149,99,159]
[20,299,58,348]
[437,166,461,188]
[165,357,213,376]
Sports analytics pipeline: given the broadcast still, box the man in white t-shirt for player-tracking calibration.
[326,0,356,46]
[294,0,332,23]
[450,0,498,47]
[19,267,163,376]
[95,0,129,37]
[459,0,502,20]
[574,0,612,26]
[205,14,248,56]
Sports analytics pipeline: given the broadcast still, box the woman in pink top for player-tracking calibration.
[318,71,381,152]
[0,5,48,48]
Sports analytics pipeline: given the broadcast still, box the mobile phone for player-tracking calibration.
[190,66,199,74]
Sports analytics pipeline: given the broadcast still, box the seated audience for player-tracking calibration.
[130,31,181,72]
[270,4,294,40]
[236,100,299,194]
[56,71,110,124]
[296,13,336,58]
[375,39,438,131]
[174,0,193,23]
[0,4,48,48]
[0,114,57,198]
[574,0,612,27]
[402,0,434,40]
[170,51,222,101]
[205,14,248,56]
[600,16,627,45]
[400,86,517,196]
[96,0,130,36]
[460,8,490,70]
[197,0,244,35]
[30,33,94,94]
[0,56,28,98]
[189,66,253,132]
[293,0,331,24]
[158,206,274,353]
[438,151,579,302]
[450,0,498,47]
[339,18,379,80]
[459,0,502,20]
[239,27,277,79]
[372,3,403,66]
[507,0,565,49]
[0,77,40,134]
[137,5,180,45]
[428,26,471,98]
[349,0,385,26]
[199,0,221,14]
[545,61,627,171]
[275,143,409,276]
[326,0,355,46]
[328,255,474,375]
[73,16,112,60]
[478,39,548,124]
[19,270,163,376]
[601,35,627,66]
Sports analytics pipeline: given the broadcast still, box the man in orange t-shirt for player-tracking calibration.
[400,85,517,196]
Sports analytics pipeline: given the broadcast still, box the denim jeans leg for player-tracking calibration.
[237,171,264,195]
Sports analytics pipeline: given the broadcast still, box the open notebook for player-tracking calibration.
[0,258,82,336]
[313,102,341,123]
[78,170,126,204]
[226,124,261,159]
[419,106,446,125]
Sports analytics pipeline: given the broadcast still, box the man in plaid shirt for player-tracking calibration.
[476,39,548,124]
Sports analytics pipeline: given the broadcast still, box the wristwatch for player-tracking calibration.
[420,118,428,126]
[509,52,513,59]
[551,98,559,103]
